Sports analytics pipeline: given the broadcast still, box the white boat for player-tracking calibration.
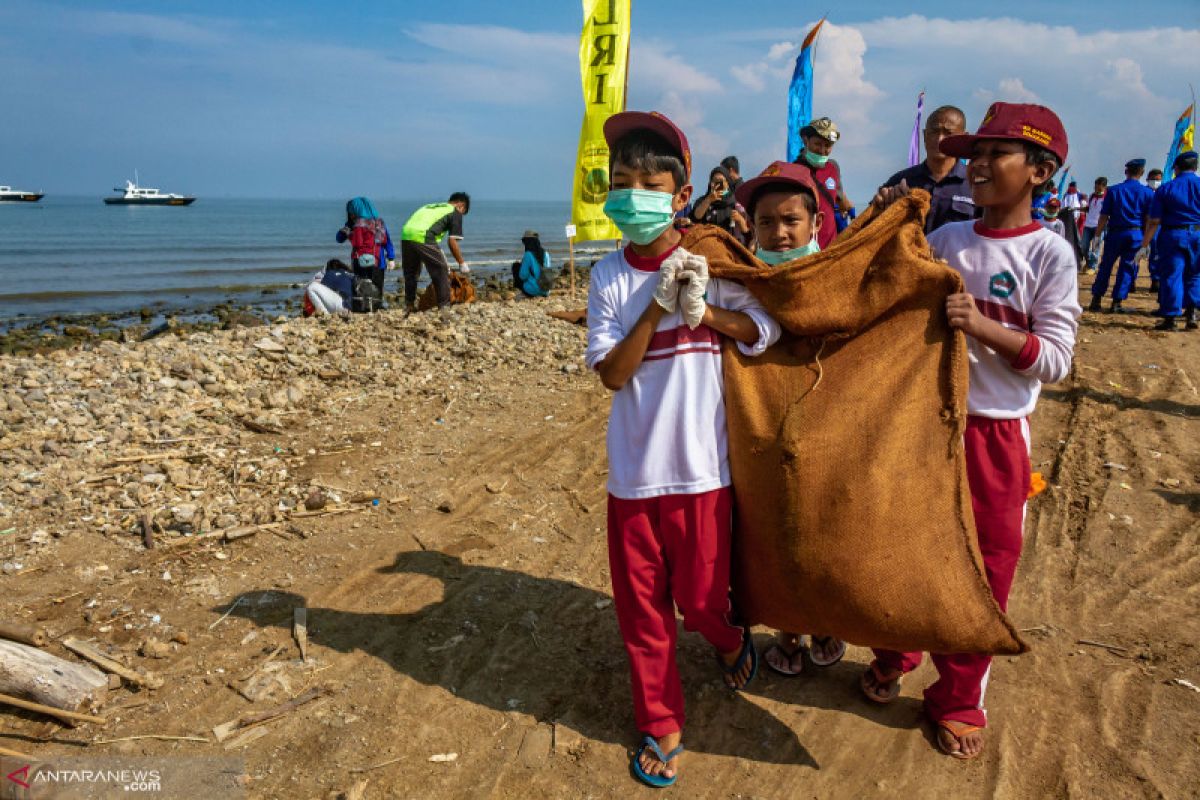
[104,174,195,206]
[0,185,44,203]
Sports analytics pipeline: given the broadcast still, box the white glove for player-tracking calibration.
[1135,245,1150,263]
[676,253,710,329]
[386,259,396,270]
[652,256,682,312]
[676,252,709,288]
[459,262,471,274]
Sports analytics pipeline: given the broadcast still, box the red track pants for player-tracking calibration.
[873,416,1030,728]
[607,487,744,737]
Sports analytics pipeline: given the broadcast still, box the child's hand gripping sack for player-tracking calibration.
[677,253,709,329]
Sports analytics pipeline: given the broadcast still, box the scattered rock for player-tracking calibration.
[139,637,172,659]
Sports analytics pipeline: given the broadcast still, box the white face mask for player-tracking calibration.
[1148,179,1162,189]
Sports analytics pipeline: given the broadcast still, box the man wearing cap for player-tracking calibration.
[1090,159,1154,312]
[878,105,976,233]
[1138,150,1200,330]
[1081,177,1108,272]
[793,116,853,248]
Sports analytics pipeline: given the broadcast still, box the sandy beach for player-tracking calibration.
[1,273,1197,798]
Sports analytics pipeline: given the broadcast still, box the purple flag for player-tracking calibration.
[908,91,925,167]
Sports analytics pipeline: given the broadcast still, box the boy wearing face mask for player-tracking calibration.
[793,116,853,248]
[729,161,849,674]
[585,111,781,789]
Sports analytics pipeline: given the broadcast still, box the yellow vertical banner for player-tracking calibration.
[570,0,630,242]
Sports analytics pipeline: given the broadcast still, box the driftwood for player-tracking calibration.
[0,692,107,725]
[60,637,163,689]
[0,638,108,715]
[212,685,330,742]
[0,744,35,760]
[0,622,49,647]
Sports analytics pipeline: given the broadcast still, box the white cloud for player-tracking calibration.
[974,77,1041,104]
[72,9,232,47]
[730,62,768,92]
[632,44,723,94]
[812,23,885,130]
[404,23,575,59]
[767,41,796,61]
[657,90,730,172]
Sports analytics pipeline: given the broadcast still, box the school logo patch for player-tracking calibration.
[825,177,836,190]
[990,270,1017,298]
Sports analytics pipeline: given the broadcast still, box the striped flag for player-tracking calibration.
[1164,103,1194,177]
[908,91,925,167]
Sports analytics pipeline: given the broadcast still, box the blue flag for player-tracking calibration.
[787,19,825,162]
[1164,104,1194,176]
[1056,165,1071,196]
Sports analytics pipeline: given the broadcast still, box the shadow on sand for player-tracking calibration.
[218,548,933,768]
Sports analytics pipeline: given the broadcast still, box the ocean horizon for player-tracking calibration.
[0,196,617,324]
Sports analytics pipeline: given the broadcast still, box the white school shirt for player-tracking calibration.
[927,220,1080,419]
[585,246,780,499]
[1084,193,1105,228]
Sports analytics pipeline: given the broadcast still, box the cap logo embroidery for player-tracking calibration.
[1021,125,1052,146]
[763,164,782,177]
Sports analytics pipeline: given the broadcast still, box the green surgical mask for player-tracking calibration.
[758,238,820,265]
[803,150,829,168]
[603,189,677,245]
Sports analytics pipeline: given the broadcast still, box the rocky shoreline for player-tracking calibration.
[0,289,591,572]
[0,266,591,356]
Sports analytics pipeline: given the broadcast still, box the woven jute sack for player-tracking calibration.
[417,271,477,311]
[682,191,1027,655]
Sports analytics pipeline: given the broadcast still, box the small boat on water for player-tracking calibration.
[0,185,44,203]
[104,175,195,206]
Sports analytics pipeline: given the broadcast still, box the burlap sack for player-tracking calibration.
[417,272,477,311]
[682,191,1027,655]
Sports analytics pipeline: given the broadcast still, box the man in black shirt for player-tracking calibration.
[877,105,978,233]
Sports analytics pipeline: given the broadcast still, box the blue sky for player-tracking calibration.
[3,1,1198,203]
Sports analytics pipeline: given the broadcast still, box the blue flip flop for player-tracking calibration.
[717,626,758,691]
[631,735,685,788]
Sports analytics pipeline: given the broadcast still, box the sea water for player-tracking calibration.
[0,197,614,323]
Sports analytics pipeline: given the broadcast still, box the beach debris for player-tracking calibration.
[304,487,327,511]
[1158,478,1182,489]
[428,634,465,653]
[294,607,308,662]
[0,691,107,726]
[211,685,331,743]
[61,636,163,689]
[1076,638,1128,654]
[428,753,458,763]
[1169,678,1200,693]
[0,621,49,647]
[1103,462,1129,471]
[0,638,109,716]
[138,637,171,659]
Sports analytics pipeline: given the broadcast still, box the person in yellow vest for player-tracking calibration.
[400,192,470,311]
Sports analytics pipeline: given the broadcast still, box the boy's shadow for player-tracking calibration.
[219,549,815,767]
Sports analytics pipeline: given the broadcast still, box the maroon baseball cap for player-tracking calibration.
[603,111,692,180]
[734,161,819,210]
[939,102,1068,164]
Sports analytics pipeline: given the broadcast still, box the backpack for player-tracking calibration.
[351,275,383,313]
[349,225,379,268]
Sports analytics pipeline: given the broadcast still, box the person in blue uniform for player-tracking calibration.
[1089,159,1155,312]
[1138,151,1200,331]
[1145,169,1164,293]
